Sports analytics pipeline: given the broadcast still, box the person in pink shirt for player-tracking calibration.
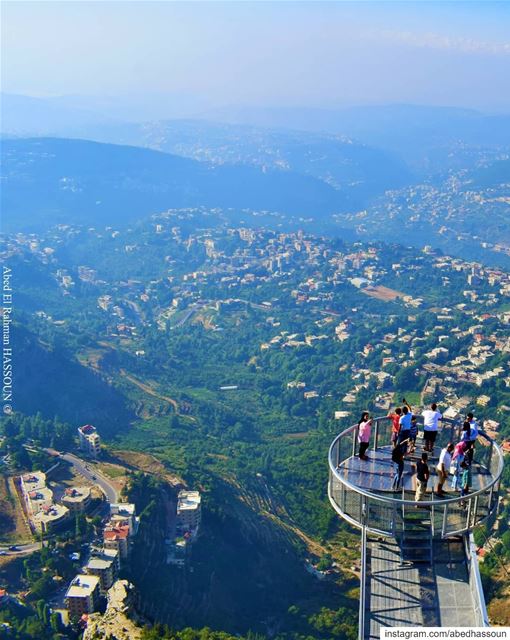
[357,411,372,461]
[452,440,469,491]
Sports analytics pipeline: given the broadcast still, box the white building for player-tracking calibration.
[32,503,69,534]
[85,555,117,595]
[176,490,201,537]
[61,487,91,514]
[109,503,139,535]
[65,574,100,619]
[20,471,69,533]
[78,424,101,458]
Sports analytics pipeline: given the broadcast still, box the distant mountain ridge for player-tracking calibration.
[206,103,510,154]
[3,93,509,176]
[1,93,414,200]
[0,137,351,232]
[78,119,412,195]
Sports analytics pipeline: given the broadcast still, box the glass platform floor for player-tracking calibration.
[336,445,492,495]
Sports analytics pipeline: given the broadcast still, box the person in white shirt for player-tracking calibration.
[422,403,442,453]
[436,442,454,497]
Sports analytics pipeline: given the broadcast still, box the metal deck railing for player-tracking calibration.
[328,415,502,639]
[328,416,504,539]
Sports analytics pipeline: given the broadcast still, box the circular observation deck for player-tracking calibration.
[328,416,504,539]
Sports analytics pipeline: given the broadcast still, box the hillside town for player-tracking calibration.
[3,213,510,444]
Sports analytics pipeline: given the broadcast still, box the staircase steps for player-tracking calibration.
[400,507,433,565]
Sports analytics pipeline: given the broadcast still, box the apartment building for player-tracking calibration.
[85,555,117,595]
[77,424,101,458]
[65,574,100,619]
[103,524,130,559]
[61,486,91,514]
[176,490,201,537]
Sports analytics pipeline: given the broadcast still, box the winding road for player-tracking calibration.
[57,451,119,504]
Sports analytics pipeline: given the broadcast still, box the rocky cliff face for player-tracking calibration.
[83,580,144,640]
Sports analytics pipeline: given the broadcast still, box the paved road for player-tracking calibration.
[0,541,41,556]
[58,452,119,503]
[0,450,118,557]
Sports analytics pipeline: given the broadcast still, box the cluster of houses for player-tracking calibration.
[18,425,102,535]
[6,219,510,360]
[20,471,91,535]
[65,502,139,621]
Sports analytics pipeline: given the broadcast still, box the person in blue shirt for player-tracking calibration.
[397,398,413,452]
[465,412,479,464]
[460,420,471,442]
[409,415,418,454]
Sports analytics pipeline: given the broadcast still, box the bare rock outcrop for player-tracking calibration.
[83,580,143,640]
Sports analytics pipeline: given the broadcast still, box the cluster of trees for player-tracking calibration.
[141,627,264,640]
[1,412,75,451]
[0,544,83,640]
[0,599,68,640]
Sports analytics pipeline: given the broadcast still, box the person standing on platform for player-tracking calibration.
[415,452,430,502]
[357,412,372,461]
[409,415,418,454]
[461,420,471,443]
[391,443,405,490]
[388,407,402,448]
[436,442,454,497]
[451,440,468,491]
[465,412,479,463]
[422,402,442,453]
[398,399,413,452]
[460,459,472,506]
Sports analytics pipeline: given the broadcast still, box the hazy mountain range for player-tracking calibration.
[2,94,509,252]
[3,93,510,174]
[1,137,352,232]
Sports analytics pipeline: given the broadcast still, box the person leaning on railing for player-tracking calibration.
[451,440,469,491]
[465,412,479,464]
[398,398,413,453]
[422,402,442,453]
[460,459,473,508]
[357,412,372,461]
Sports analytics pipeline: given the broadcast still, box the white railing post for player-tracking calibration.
[359,497,368,640]
[442,503,448,538]
[466,494,473,530]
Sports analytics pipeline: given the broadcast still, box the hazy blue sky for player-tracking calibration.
[2,1,510,111]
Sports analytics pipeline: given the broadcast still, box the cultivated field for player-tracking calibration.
[0,475,33,545]
[362,285,406,301]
